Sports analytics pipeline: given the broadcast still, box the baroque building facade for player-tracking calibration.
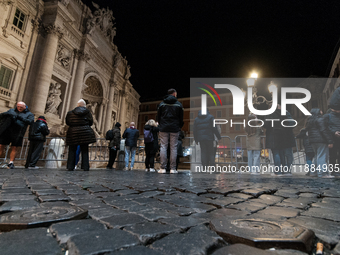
[0,0,140,136]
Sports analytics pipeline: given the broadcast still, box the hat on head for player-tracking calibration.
[115,122,121,127]
[38,116,46,120]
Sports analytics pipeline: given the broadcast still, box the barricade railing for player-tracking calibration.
[233,135,306,170]
[0,135,307,169]
[0,137,149,164]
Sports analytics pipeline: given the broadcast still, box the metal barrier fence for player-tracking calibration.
[233,135,306,170]
[0,137,150,164]
[0,135,307,169]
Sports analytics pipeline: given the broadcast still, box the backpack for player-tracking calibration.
[106,129,113,140]
[144,129,154,143]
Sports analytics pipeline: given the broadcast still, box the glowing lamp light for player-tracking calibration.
[250,72,258,79]
[268,82,277,93]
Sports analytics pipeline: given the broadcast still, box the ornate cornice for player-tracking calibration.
[75,50,90,61]
[0,0,13,10]
[42,24,63,39]
[31,18,41,33]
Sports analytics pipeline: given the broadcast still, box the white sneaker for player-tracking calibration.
[158,169,166,174]
[170,170,178,174]
[150,168,156,172]
[28,166,39,169]
[322,175,335,178]
[124,167,129,171]
[145,168,149,172]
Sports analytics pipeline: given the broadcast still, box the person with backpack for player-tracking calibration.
[25,116,50,169]
[305,108,334,178]
[144,119,159,172]
[106,122,121,169]
[193,109,221,168]
[122,122,139,170]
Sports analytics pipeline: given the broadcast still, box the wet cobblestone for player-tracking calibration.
[0,168,340,254]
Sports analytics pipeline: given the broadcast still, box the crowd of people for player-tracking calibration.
[245,86,340,178]
[0,88,186,173]
[1,86,340,177]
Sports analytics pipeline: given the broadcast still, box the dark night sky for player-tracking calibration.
[82,0,340,101]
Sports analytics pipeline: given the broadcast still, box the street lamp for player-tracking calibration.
[246,74,277,106]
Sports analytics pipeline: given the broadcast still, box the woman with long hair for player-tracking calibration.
[144,119,159,172]
[305,108,334,178]
[245,114,263,174]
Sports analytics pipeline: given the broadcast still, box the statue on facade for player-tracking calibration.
[56,44,70,70]
[113,90,118,103]
[86,2,116,42]
[45,82,62,115]
[125,65,131,80]
[113,53,121,68]
[111,111,116,129]
[87,101,100,136]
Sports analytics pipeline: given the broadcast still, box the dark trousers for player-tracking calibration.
[67,144,89,171]
[107,147,118,168]
[25,140,44,167]
[145,143,155,168]
[329,141,340,165]
[200,140,215,167]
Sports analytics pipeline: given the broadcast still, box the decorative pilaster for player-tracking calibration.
[104,80,116,132]
[69,50,89,109]
[97,103,103,130]
[119,91,127,128]
[30,24,63,115]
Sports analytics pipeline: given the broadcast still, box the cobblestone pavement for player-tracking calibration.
[0,169,340,255]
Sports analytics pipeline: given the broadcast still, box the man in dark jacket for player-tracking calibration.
[106,122,121,169]
[262,106,286,175]
[194,110,221,168]
[66,99,96,171]
[122,122,139,170]
[281,109,296,175]
[25,116,50,169]
[0,101,34,169]
[157,88,184,174]
[296,128,314,172]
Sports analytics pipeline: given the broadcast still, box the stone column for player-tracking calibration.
[69,50,89,109]
[119,91,127,128]
[98,103,104,130]
[104,82,116,132]
[62,49,79,120]
[30,24,63,115]
[18,18,41,102]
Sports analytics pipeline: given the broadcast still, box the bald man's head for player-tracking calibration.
[16,102,26,112]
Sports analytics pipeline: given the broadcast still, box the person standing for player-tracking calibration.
[123,122,139,170]
[66,99,96,171]
[144,119,159,172]
[106,122,121,169]
[261,105,285,176]
[305,108,334,178]
[0,101,34,169]
[281,109,296,176]
[193,110,221,169]
[245,114,263,174]
[157,88,184,174]
[25,116,50,169]
[325,87,340,175]
[296,128,314,174]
